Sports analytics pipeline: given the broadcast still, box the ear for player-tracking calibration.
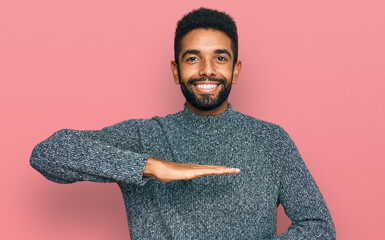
[171,61,180,84]
[231,60,242,84]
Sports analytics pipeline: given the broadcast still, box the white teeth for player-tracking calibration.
[195,84,218,89]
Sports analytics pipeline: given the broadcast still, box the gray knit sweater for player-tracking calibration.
[30,103,335,239]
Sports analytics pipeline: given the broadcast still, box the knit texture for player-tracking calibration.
[30,103,336,239]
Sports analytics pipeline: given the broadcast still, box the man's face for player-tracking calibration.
[171,28,241,113]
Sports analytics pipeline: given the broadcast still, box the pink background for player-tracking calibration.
[1,0,384,239]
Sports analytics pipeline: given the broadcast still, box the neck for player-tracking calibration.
[185,100,229,116]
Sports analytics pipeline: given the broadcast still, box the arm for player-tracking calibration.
[30,119,240,185]
[30,120,151,185]
[273,127,336,240]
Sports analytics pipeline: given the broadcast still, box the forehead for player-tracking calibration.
[180,28,232,54]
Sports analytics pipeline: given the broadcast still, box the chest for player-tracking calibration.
[138,125,280,212]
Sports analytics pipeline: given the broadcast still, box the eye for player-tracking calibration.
[216,56,227,61]
[186,56,198,62]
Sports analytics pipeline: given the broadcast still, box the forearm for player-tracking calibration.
[275,190,335,239]
[276,178,335,239]
[272,218,335,240]
[30,128,150,185]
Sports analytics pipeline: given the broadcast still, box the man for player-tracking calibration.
[30,8,336,239]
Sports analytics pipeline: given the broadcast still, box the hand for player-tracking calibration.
[143,157,240,182]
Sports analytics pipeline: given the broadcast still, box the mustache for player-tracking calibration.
[187,77,225,85]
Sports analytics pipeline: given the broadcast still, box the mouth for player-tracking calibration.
[192,81,221,93]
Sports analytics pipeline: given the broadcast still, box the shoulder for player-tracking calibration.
[231,111,297,155]
[99,118,144,134]
[97,109,183,134]
[231,110,286,137]
[144,110,184,128]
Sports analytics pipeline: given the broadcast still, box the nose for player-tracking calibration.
[199,59,216,77]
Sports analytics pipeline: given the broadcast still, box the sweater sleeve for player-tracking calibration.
[30,119,151,186]
[273,127,336,240]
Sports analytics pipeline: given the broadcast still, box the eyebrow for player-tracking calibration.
[214,49,232,59]
[181,50,200,59]
[181,49,232,59]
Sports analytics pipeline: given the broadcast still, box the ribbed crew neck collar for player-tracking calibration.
[182,103,235,135]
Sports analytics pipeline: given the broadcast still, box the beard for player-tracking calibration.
[179,74,233,111]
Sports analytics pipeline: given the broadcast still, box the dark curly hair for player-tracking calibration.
[174,8,238,65]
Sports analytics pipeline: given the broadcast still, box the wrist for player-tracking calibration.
[143,157,161,178]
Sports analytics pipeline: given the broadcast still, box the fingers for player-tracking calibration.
[178,164,239,174]
[208,167,240,174]
[192,164,240,172]
[189,166,240,179]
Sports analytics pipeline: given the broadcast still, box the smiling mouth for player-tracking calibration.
[193,82,220,93]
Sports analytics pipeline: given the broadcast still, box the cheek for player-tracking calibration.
[179,65,197,80]
[217,66,234,79]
